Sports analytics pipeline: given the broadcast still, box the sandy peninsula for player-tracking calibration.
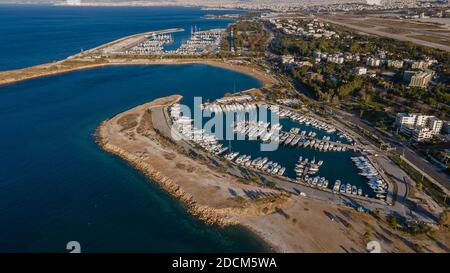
[96,94,450,253]
[3,28,448,253]
[0,57,276,89]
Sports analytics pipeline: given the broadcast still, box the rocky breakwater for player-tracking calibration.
[96,95,292,229]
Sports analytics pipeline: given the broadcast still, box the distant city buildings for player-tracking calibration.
[387,60,404,69]
[396,113,444,142]
[270,19,339,39]
[327,54,344,64]
[281,55,313,68]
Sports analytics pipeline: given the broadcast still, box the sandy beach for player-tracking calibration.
[0,58,277,89]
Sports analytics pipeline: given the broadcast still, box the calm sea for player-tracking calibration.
[0,5,236,71]
[0,5,370,253]
[0,5,271,253]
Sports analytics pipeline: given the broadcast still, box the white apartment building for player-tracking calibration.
[428,117,444,134]
[396,113,445,141]
[413,128,435,142]
[387,60,404,69]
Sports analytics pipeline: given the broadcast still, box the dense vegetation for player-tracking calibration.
[270,22,450,121]
[232,20,271,57]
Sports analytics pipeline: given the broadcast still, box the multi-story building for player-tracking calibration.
[411,60,428,69]
[403,71,433,88]
[387,60,404,69]
[428,117,444,135]
[396,113,417,127]
[327,55,344,64]
[396,113,445,141]
[413,128,435,142]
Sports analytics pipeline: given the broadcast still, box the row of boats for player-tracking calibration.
[170,105,229,156]
[333,180,364,196]
[170,104,287,178]
[295,157,365,197]
[337,132,354,143]
[351,156,388,200]
[224,152,286,176]
[202,102,257,113]
[233,120,282,142]
[279,129,349,152]
[268,105,337,134]
[126,34,173,55]
[304,175,329,189]
[234,121,351,153]
[267,104,355,144]
[295,156,323,177]
[169,29,224,55]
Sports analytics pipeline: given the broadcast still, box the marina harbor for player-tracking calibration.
[1,2,448,254]
[97,28,225,56]
[168,94,389,201]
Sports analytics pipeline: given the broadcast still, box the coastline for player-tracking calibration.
[95,104,241,227]
[3,30,447,253]
[0,58,277,89]
[94,94,438,253]
[95,95,290,252]
[96,121,280,252]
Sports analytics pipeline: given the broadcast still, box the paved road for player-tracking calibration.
[326,105,450,190]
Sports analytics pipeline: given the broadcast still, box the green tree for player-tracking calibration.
[389,216,398,230]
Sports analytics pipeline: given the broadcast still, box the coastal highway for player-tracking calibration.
[326,105,450,191]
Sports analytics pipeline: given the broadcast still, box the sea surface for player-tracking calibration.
[0,5,370,253]
[0,5,237,71]
[0,5,270,253]
[0,64,269,252]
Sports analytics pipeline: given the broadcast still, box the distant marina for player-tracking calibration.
[0,6,266,253]
[0,4,447,255]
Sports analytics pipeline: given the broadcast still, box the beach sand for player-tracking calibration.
[0,58,277,89]
[96,94,449,253]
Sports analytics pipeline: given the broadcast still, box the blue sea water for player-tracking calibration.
[0,5,371,253]
[0,5,237,71]
[0,64,268,252]
[0,5,271,253]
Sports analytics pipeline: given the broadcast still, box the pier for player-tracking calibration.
[95,28,184,55]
